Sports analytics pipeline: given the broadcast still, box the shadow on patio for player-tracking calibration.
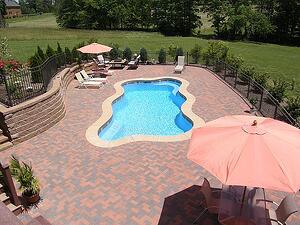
[158,185,221,225]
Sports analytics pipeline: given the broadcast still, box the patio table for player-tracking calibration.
[218,185,268,225]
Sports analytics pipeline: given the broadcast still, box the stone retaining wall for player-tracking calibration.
[0,63,91,145]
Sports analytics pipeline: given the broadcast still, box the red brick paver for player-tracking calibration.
[0,66,299,225]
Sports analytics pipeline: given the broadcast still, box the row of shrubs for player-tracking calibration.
[196,41,299,123]
[28,40,299,123]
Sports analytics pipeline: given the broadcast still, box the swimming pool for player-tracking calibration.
[99,79,193,140]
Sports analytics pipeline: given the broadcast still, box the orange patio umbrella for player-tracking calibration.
[187,115,300,193]
[77,43,112,54]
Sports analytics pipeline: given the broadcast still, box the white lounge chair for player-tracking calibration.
[128,55,140,70]
[80,70,108,83]
[75,72,104,89]
[175,56,185,73]
[93,58,105,68]
[97,55,110,64]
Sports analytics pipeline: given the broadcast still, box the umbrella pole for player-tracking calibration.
[239,186,247,215]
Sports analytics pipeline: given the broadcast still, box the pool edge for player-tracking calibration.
[86,76,205,148]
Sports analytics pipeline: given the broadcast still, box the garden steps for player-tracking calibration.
[0,139,13,151]
[7,203,22,215]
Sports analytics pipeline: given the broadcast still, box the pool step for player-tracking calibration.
[103,122,122,139]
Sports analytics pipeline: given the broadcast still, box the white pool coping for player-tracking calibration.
[86,76,205,148]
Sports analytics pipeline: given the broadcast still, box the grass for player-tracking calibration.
[2,13,300,94]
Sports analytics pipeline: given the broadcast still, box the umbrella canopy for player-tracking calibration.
[188,115,300,193]
[77,43,112,54]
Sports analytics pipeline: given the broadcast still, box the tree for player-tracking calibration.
[0,0,6,28]
[190,44,202,63]
[158,48,166,64]
[46,45,55,58]
[140,48,148,62]
[123,47,132,61]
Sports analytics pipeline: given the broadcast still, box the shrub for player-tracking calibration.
[140,48,148,63]
[203,41,229,65]
[65,47,72,64]
[286,96,300,120]
[37,46,45,62]
[240,65,256,81]
[268,79,289,102]
[167,44,177,59]
[175,47,184,61]
[190,44,202,63]
[253,72,269,88]
[56,42,63,54]
[123,47,132,61]
[29,53,43,83]
[109,45,121,60]
[71,47,79,61]
[225,54,244,71]
[88,38,98,44]
[158,48,166,64]
[46,45,55,59]
[0,37,11,59]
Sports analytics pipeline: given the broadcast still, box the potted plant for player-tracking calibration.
[10,155,40,205]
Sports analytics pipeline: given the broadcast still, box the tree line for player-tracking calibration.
[56,0,200,36]
[201,0,299,45]
[56,0,299,45]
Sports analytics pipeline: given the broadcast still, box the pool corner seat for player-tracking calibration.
[174,56,185,73]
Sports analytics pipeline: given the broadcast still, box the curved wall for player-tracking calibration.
[0,63,92,144]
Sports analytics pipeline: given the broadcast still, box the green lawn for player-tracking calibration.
[2,13,300,94]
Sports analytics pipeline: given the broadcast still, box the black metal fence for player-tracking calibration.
[0,54,66,106]
[192,59,299,128]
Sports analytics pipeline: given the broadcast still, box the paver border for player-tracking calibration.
[86,76,205,148]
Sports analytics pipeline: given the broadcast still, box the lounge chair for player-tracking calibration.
[174,56,185,73]
[128,55,140,70]
[193,178,221,224]
[257,194,298,225]
[93,58,105,68]
[97,55,110,64]
[75,72,104,89]
[80,70,108,83]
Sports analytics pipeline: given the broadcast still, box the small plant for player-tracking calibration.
[253,72,269,88]
[175,47,184,61]
[56,42,63,54]
[140,48,148,63]
[158,48,166,64]
[65,47,72,64]
[286,96,300,120]
[109,44,121,60]
[268,79,289,102]
[0,36,11,59]
[37,46,45,62]
[249,97,258,106]
[71,47,79,61]
[190,44,202,64]
[10,155,40,199]
[123,47,132,61]
[87,38,98,44]
[203,41,229,66]
[240,65,256,81]
[225,54,244,71]
[167,44,177,59]
[46,45,55,59]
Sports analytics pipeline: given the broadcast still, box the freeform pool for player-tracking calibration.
[86,77,204,147]
[99,79,193,140]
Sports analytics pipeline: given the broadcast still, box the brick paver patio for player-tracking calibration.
[0,65,299,225]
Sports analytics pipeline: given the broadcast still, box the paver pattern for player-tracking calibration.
[0,65,299,225]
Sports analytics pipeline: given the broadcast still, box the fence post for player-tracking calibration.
[186,52,189,65]
[4,76,13,107]
[247,79,251,99]
[0,163,21,206]
[234,69,238,88]
[274,105,278,119]
[259,89,264,111]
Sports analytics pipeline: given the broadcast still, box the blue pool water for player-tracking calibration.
[99,79,193,141]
